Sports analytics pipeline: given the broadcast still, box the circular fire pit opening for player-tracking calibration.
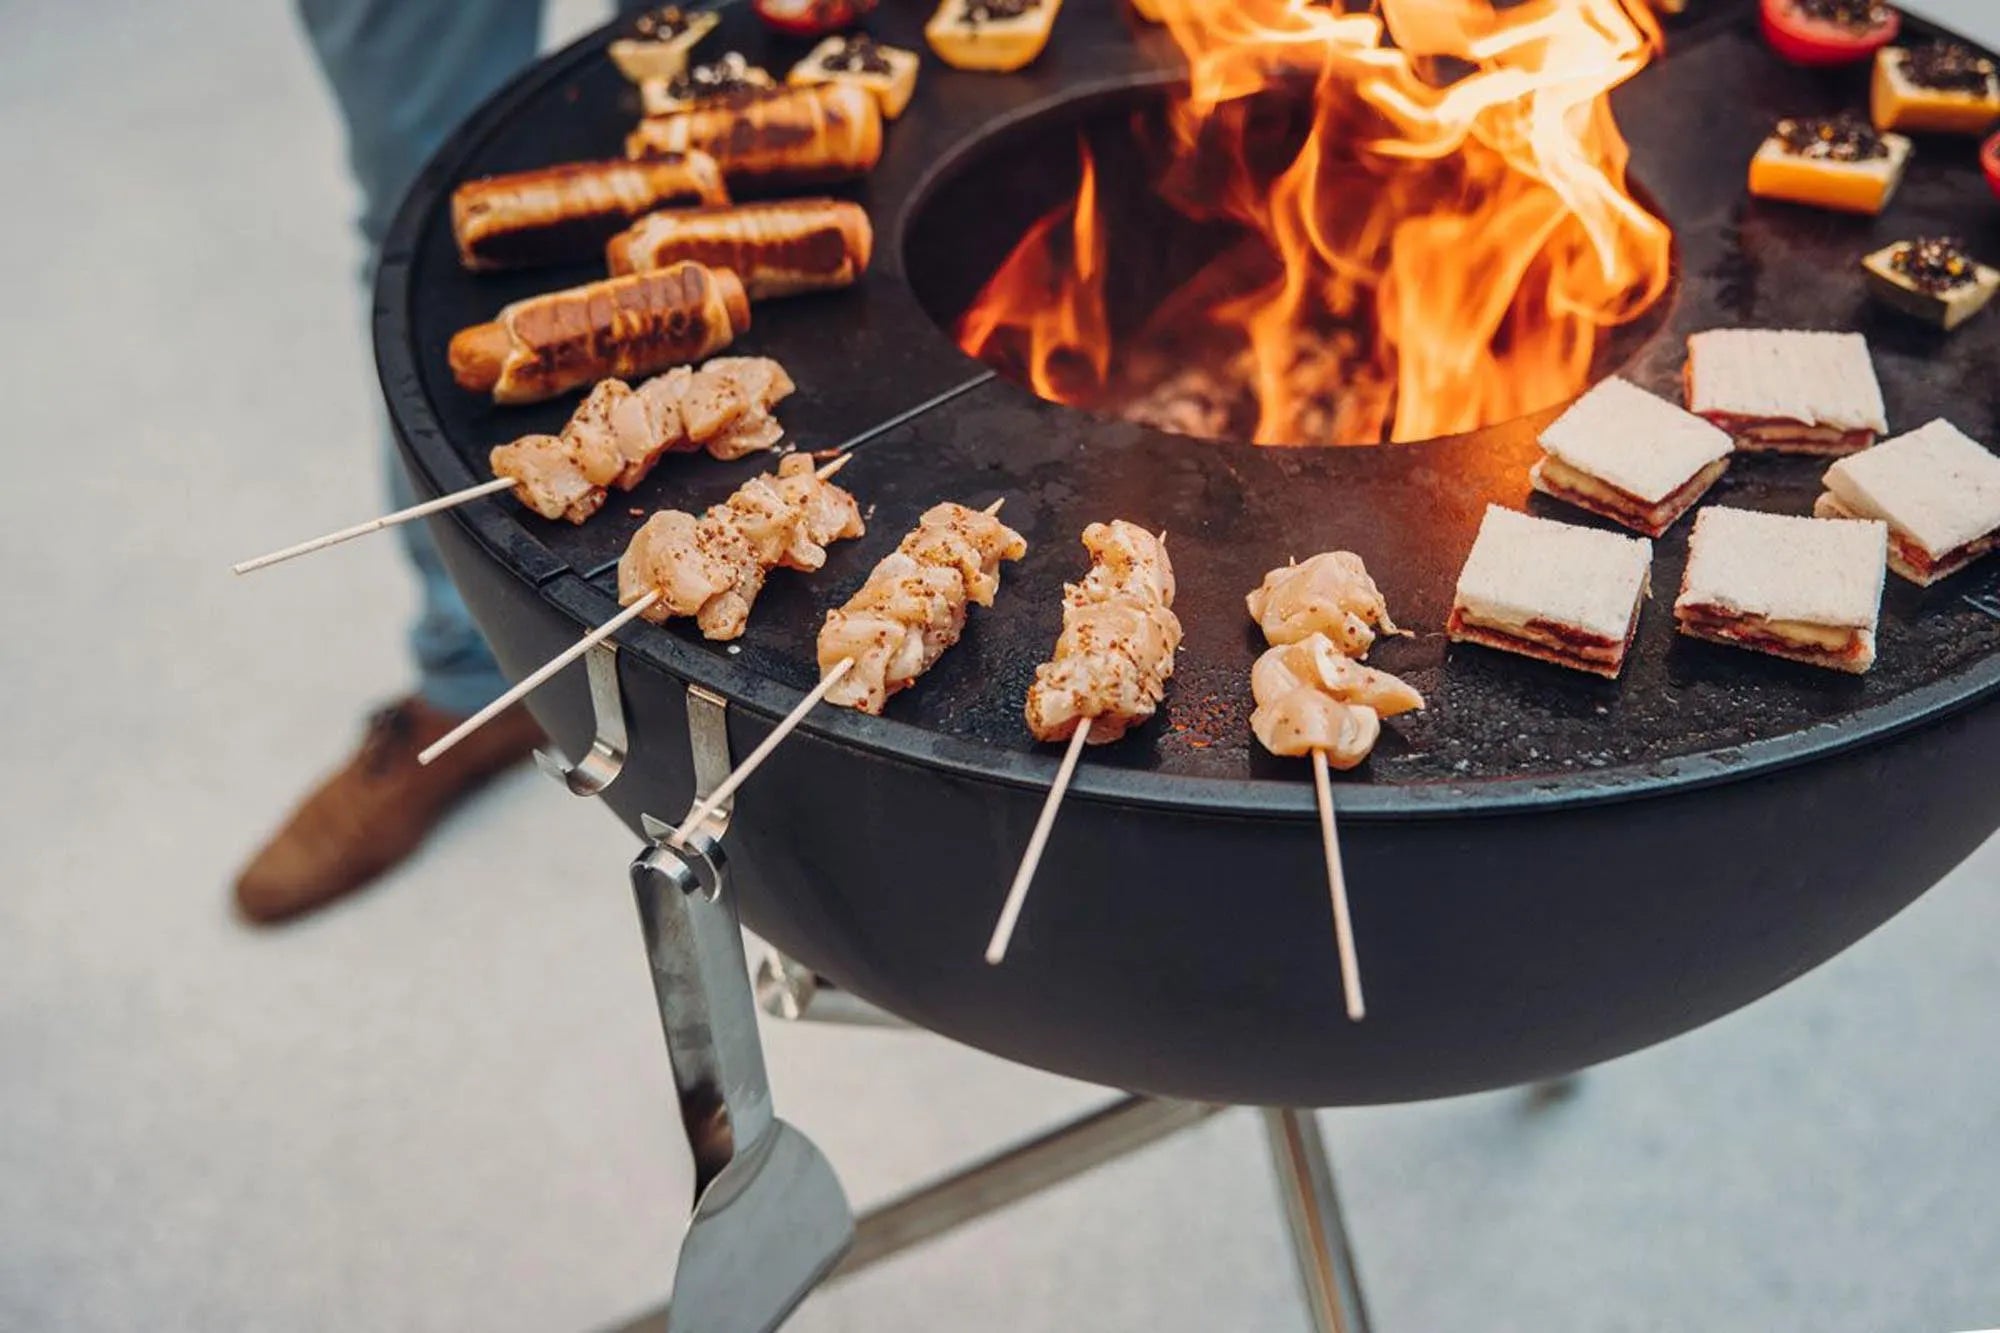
[904,77,1679,448]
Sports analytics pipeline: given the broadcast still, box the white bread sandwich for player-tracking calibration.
[1674,507,1888,674]
[1816,418,2000,586]
[1684,328,1887,456]
[1530,377,1734,536]
[1447,506,1654,679]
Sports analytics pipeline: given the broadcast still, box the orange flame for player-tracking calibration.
[956,0,1675,445]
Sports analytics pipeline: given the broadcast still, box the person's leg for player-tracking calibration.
[300,0,545,714]
[236,0,551,923]
[381,432,510,716]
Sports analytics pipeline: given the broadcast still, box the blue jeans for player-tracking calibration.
[299,0,644,715]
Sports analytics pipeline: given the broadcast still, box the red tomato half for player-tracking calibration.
[752,0,877,37]
[1983,130,2000,203]
[1759,0,1900,67]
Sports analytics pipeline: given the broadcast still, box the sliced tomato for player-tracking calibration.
[1759,0,1900,67]
[1983,130,2000,202]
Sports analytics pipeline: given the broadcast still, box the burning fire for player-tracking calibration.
[956,0,1674,445]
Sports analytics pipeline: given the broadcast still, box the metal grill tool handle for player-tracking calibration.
[625,684,852,1333]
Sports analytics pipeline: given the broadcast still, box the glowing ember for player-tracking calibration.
[956,0,1675,445]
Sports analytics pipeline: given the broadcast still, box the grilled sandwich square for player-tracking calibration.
[1531,377,1734,536]
[1674,507,1888,674]
[1684,329,1887,456]
[1448,506,1654,679]
[1817,419,2000,585]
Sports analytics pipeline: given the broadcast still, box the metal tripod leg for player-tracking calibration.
[1262,1109,1373,1333]
[625,686,853,1333]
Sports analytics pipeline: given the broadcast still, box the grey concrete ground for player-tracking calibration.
[2,1,1997,1330]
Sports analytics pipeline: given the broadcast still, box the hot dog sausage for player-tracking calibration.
[448,262,751,404]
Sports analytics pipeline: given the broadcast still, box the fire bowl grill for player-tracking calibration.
[377,0,2000,1106]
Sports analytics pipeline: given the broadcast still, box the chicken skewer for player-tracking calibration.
[1246,554,1424,1021]
[232,357,795,575]
[670,498,1025,845]
[988,522,1182,965]
[418,453,862,767]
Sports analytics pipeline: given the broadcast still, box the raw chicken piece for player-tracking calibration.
[1245,551,1402,656]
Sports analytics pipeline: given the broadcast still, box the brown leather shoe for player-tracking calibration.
[234,696,545,924]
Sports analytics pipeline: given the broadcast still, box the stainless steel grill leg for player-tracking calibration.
[1263,1109,1373,1333]
[838,1096,1225,1276]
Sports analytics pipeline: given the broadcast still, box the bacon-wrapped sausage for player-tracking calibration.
[449,153,728,271]
[606,199,873,299]
[448,262,750,404]
[625,82,883,191]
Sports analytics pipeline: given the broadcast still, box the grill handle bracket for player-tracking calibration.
[627,683,854,1333]
[533,639,629,796]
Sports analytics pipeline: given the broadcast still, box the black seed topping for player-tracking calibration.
[1786,0,1893,29]
[666,52,765,102]
[1774,113,1891,162]
[819,35,895,76]
[1890,237,1978,294]
[1899,42,1997,95]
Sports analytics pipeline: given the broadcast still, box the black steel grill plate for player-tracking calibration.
[382,0,2000,817]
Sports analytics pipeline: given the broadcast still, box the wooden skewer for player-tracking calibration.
[986,720,1092,965]
[1311,749,1365,1022]
[670,657,856,846]
[667,490,1003,846]
[418,591,660,767]
[233,477,515,575]
[416,455,857,770]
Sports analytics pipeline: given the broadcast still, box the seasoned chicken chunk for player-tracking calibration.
[818,502,1027,714]
[703,356,796,411]
[1024,522,1181,744]
[617,509,746,623]
[564,378,673,489]
[776,452,865,551]
[820,554,966,713]
[615,454,863,638]
[1073,520,1176,609]
[490,433,606,524]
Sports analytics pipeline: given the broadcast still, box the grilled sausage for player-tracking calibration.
[449,153,729,271]
[605,199,873,299]
[448,262,751,404]
[624,83,883,192]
